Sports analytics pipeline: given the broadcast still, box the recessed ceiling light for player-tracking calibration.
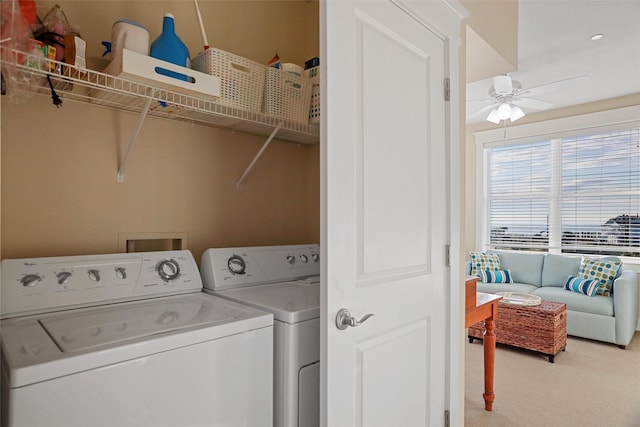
[591,33,604,41]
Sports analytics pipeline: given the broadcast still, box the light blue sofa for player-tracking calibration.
[466,250,639,348]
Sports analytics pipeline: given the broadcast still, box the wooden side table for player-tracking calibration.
[465,287,502,411]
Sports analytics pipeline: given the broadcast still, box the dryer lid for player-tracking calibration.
[214,279,320,323]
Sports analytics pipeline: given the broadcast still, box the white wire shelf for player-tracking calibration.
[1,50,320,145]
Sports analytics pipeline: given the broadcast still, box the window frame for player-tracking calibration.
[473,105,640,262]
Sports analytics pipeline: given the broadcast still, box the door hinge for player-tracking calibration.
[445,244,451,267]
[444,78,450,101]
[445,410,450,427]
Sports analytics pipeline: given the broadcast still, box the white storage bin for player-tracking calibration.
[191,48,266,112]
[263,67,312,123]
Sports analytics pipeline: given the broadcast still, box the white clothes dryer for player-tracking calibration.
[201,244,320,427]
[1,250,273,427]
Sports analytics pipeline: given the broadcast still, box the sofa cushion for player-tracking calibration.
[541,254,581,287]
[489,250,544,286]
[579,257,621,296]
[532,287,614,317]
[564,276,599,296]
[469,252,500,276]
[477,281,538,295]
[479,269,513,284]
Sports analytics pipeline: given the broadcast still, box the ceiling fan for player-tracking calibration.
[467,74,591,124]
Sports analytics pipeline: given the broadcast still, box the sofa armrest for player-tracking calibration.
[613,269,639,347]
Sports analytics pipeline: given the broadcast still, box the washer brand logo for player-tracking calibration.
[144,283,160,287]
[23,263,37,266]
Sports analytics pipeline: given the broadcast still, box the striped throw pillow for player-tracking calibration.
[479,269,513,284]
[564,276,600,297]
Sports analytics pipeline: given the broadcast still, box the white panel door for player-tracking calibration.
[321,0,447,426]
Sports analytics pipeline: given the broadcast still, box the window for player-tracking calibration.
[481,124,640,257]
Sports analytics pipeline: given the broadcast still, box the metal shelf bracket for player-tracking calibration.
[236,121,284,189]
[116,89,156,182]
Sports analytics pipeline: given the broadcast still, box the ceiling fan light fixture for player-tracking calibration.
[510,106,525,122]
[486,109,500,124]
[497,103,512,120]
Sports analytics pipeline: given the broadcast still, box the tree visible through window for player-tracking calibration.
[486,128,640,257]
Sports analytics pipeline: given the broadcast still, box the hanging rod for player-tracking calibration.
[236,121,284,189]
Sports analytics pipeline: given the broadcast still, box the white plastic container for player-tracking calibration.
[104,20,149,77]
[112,20,149,57]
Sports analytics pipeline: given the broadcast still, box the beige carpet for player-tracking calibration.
[465,331,640,426]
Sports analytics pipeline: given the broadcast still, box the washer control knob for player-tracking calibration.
[88,269,101,282]
[227,255,246,275]
[157,259,180,282]
[115,267,127,280]
[21,274,42,287]
[56,271,72,285]
[311,253,319,262]
[300,254,309,263]
[286,255,295,264]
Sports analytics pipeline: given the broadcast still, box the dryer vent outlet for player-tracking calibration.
[118,232,188,253]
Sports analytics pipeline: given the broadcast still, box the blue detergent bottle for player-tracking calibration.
[150,13,190,81]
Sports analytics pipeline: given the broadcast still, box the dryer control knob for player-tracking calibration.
[286,255,295,264]
[227,255,246,275]
[300,254,309,263]
[311,253,319,262]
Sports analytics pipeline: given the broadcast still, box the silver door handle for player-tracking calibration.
[336,309,374,330]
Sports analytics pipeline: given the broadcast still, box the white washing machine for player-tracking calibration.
[200,244,320,427]
[0,250,273,427]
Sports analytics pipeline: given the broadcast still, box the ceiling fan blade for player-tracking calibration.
[520,75,591,98]
[513,97,554,110]
[493,75,513,95]
[467,103,497,120]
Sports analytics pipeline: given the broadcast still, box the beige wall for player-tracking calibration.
[1,1,319,263]
[460,0,518,82]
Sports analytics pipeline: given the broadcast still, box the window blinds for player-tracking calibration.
[486,128,640,256]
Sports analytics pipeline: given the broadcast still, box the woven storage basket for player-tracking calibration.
[309,84,320,124]
[191,48,266,112]
[263,67,312,123]
[469,300,567,358]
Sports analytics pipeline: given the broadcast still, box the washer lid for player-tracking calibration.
[1,293,273,388]
[214,279,320,323]
[41,296,230,352]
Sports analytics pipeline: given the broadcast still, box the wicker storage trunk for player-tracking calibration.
[468,299,567,362]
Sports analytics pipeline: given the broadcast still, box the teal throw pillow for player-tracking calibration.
[479,269,513,284]
[564,275,599,297]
